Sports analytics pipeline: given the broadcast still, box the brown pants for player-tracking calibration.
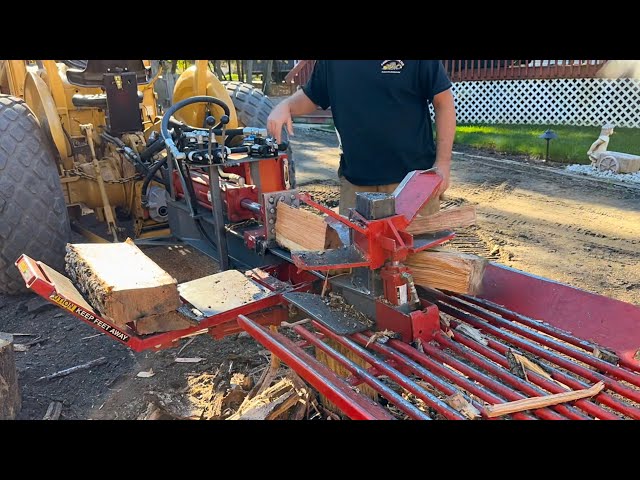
[339,176,440,217]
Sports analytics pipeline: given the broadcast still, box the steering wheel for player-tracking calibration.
[161,95,232,159]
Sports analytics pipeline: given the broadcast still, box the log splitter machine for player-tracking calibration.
[15,96,640,420]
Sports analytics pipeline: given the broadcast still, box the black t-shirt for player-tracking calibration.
[302,60,452,186]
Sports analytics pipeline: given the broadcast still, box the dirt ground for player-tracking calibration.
[1,127,639,420]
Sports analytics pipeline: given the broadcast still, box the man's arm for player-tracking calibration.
[267,89,319,143]
[432,88,456,196]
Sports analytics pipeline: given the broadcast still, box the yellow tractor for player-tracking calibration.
[0,60,285,294]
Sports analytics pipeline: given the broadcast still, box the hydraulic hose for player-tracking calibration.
[141,157,169,205]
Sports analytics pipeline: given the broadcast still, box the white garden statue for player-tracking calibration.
[587,124,614,166]
[587,123,640,174]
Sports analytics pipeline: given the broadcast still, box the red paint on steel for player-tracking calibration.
[17,254,290,352]
[351,332,490,418]
[393,170,442,222]
[479,263,640,369]
[293,325,432,420]
[237,315,395,420]
[440,291,640,389]
[380,263,412,306]
[375,300,414,342]
[434,333,590,420]
[225,184,260,222]
[411,302,441,342]
[435,301,640,416]
[389,339,535,420]
[298,192,368,235]
[307,323,458,420]
[456,294,631,370]
[451,331,621,420]
[418,336,566,420]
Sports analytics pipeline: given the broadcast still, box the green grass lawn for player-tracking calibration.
[454,124,640,164]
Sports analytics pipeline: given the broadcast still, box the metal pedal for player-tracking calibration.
[178,270,273,318]
[283,292,371,335]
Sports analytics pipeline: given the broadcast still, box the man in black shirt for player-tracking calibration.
[267,60,456,215]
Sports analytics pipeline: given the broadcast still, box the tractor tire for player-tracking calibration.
[221,80,275,129]
[0,95,71,294]
[221,81,296,188]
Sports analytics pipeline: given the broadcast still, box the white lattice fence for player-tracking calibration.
[432,78,640,128]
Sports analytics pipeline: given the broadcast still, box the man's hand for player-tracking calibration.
[434,161,451,197]
[267,89,320,143]
[267,102,294,144]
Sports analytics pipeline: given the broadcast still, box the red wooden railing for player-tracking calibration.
[285,60,608,87]
[284,60,316,87]
[443,60,606,82]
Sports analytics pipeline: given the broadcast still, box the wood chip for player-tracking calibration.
[455,324,488,345]
[43,401,63,420]
[176,337,195,357]
[81,333,104,340]
[36,357,107,382]
[592,347,619,365]
[13,344,30,352]
[174,357,204,363]
[137,369,155,378]
[445,392,481,420]
[511,351,570,390]
[366,329,398,347]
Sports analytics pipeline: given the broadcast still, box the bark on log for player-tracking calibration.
[0,333,21,420]
[65,238,181,326]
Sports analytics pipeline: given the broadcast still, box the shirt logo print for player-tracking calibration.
[381,60,404,73]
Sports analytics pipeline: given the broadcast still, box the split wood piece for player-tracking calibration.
[444,392,481,420]
[36,357,107,382]
[510,351,571,390]
[406,249,487,295]
[485,381,605,418]
[407,205,477,235]
[230,373,253,391]
[184,371,227,420]
[43,401,63,420]
[0,333,21,419]
[275,202,342,252]
[65,238,181,326]
[455,324,488,346]
[227,375,302,420]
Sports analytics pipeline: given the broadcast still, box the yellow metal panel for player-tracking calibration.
[3,60,27,97]
[172,62,238,130]
[24,72,71,164]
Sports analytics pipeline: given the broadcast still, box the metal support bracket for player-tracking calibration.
[262,189,299,244]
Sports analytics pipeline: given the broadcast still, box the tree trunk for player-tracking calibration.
[246,60,254,85]
[213,60,225,79]
[263,60,274,94]
[170,60,178,75]
[0,333,21,420]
